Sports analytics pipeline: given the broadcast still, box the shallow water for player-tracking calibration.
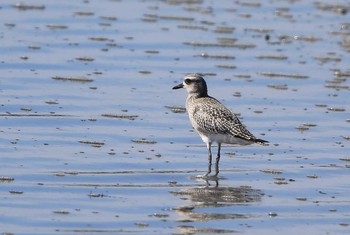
[1,0,350,234]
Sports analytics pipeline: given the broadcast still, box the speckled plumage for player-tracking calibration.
[173,73,268,177]
[186,95,257,145]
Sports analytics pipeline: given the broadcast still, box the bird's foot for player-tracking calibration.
[194,174,220,181]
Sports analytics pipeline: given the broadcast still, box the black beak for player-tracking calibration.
[172,83,184,90]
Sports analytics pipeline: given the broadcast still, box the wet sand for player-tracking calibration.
[1,0,350,234]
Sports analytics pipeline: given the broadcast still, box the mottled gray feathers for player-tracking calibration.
[189,96,260,143]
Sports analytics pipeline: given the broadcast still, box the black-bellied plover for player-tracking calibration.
[173,73,268,177]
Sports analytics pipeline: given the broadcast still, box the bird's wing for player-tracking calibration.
[191,98,256,140]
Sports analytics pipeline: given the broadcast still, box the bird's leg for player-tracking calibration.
[214,143,221,177]
[205,142,212,176]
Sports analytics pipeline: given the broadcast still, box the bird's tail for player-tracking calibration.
[255,138,269,146]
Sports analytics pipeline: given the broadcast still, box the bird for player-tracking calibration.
[173,73,268,177]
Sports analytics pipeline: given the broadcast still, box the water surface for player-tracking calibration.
[1,0,350,234]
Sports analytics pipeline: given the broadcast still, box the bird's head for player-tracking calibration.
[172,73,208,97]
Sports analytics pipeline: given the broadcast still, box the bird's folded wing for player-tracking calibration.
[192,101,256,140]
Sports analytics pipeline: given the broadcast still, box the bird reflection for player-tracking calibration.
[172,183,262,208]
[171,179,263,226]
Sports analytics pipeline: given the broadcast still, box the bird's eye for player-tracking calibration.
[184,79,191,85]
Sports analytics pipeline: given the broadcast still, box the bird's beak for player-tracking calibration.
[172,83,184,89]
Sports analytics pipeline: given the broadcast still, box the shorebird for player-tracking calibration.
[173,73,268,177]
